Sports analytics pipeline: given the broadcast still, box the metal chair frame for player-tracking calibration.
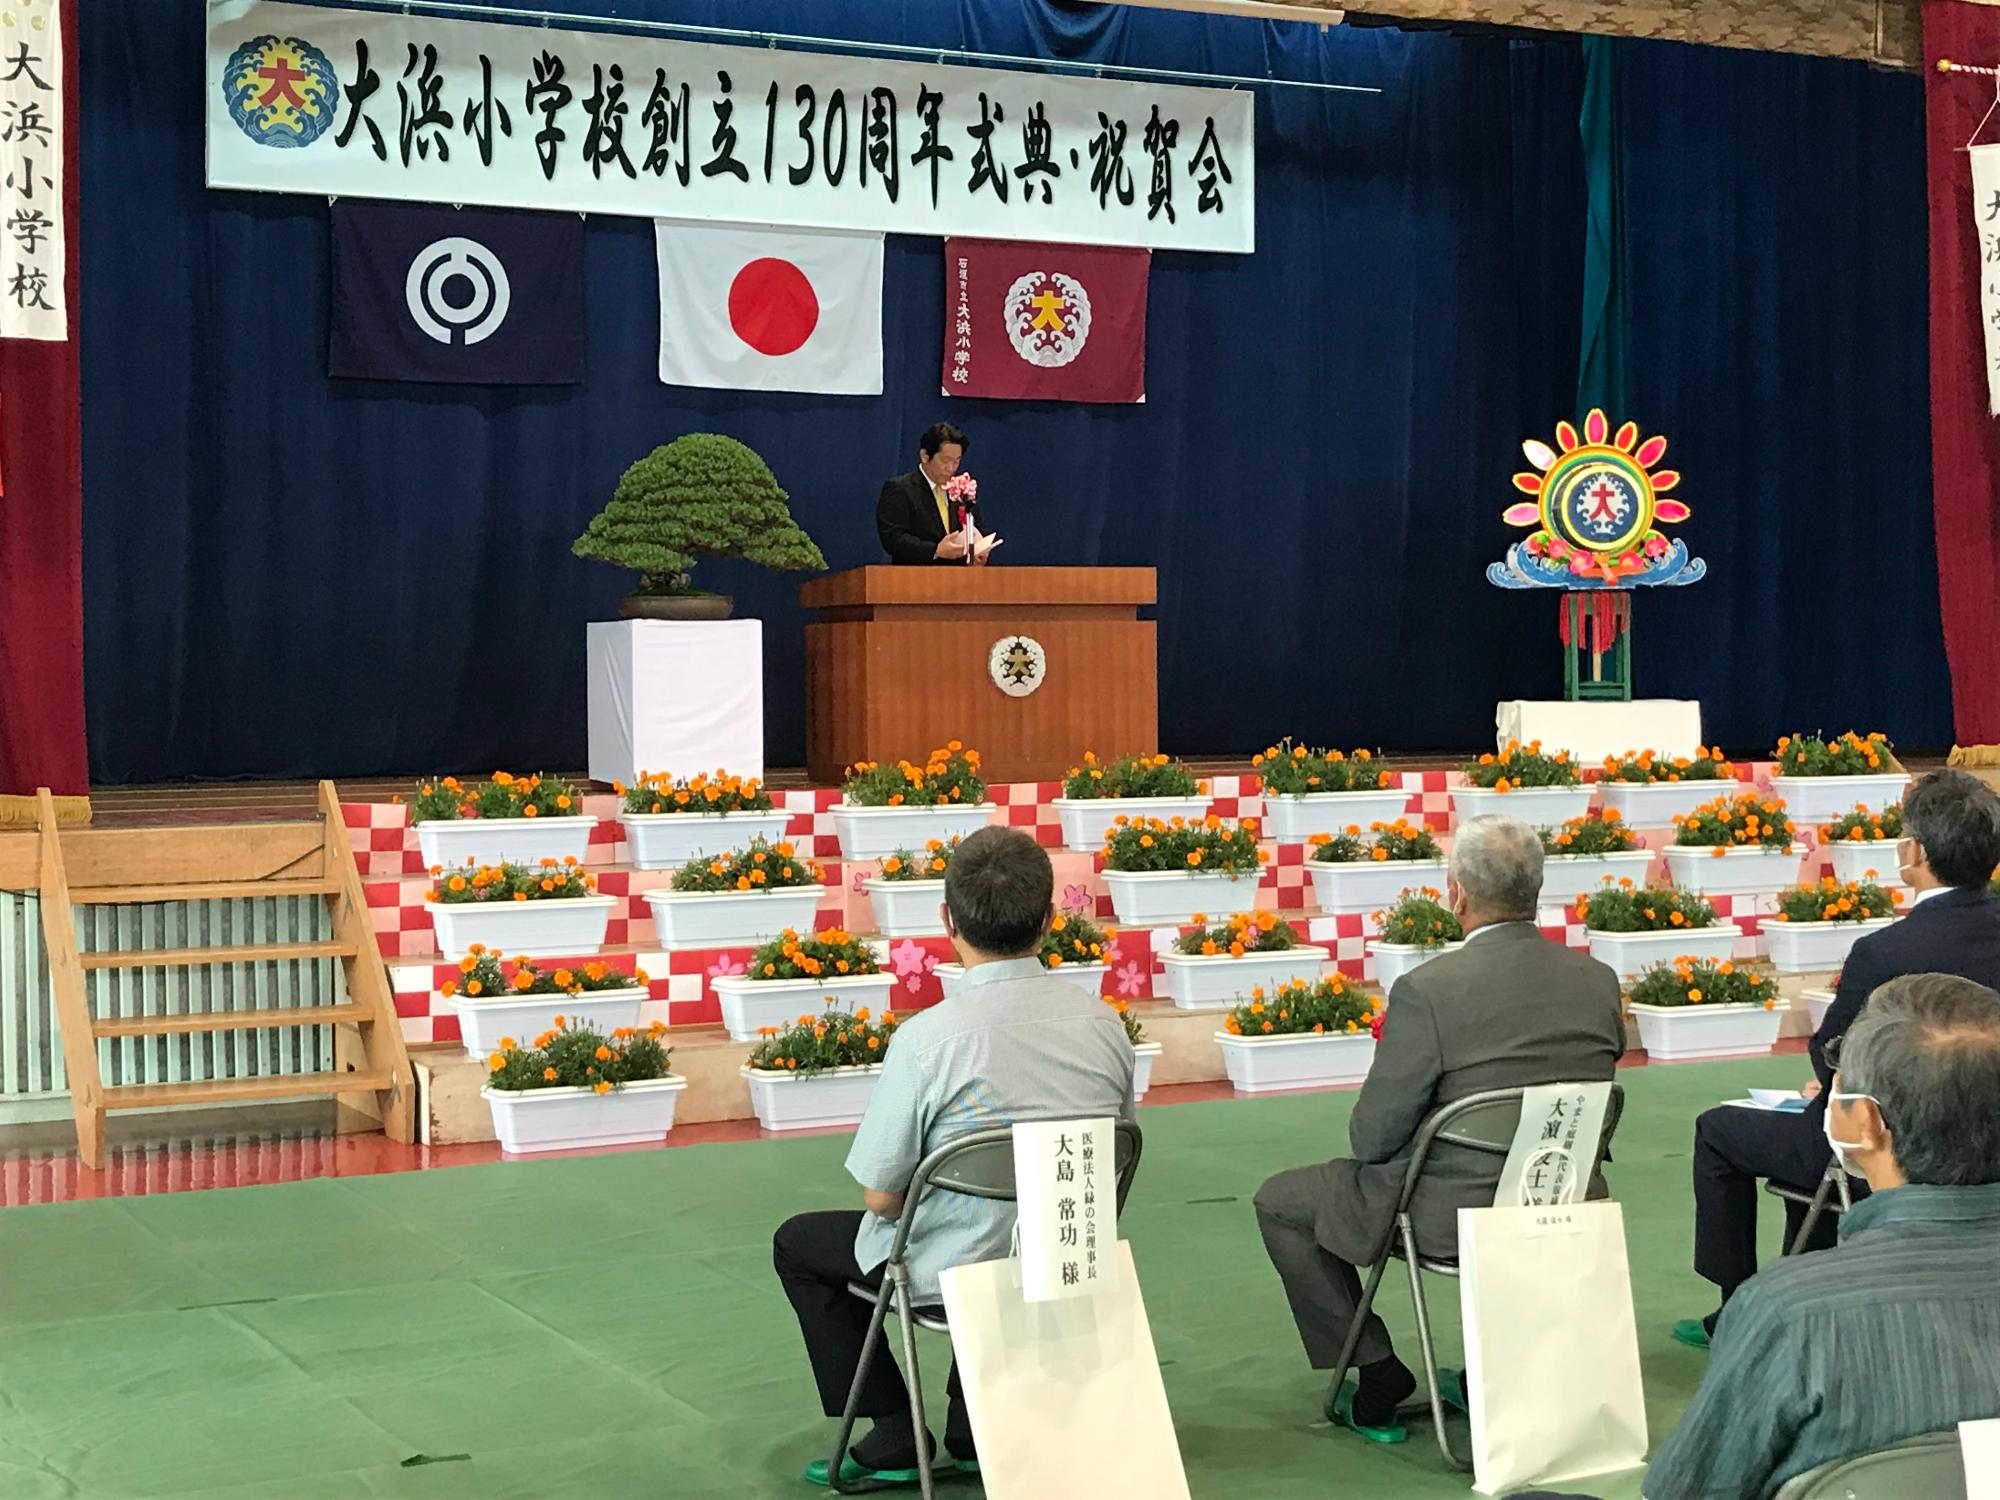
[1322,1082,1626,1471]
[1771,1429,1966,1500]
[1764,1159,1855,1256]
[827,1119,1144,1498]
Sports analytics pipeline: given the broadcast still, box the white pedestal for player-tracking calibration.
[1494,699,1703,762]
[587,620,764,785]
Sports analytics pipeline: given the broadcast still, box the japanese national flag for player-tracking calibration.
[655,220,884,395]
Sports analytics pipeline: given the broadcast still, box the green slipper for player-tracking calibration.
[803,1452,954,1490]
[1438,1368,1470,1416]
[1330,1384,1409,1445]
[1671,1317,1712,1351]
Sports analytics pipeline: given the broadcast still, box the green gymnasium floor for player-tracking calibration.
[0,1058,1800,1499]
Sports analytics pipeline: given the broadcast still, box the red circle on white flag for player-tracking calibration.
[728,258,819,356]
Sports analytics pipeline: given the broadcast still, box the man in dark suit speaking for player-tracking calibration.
[876,421,987,565]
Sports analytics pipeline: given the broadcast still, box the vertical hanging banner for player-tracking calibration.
[945,239,1149,403]
[1972,144,2000,417]
[0,0,64,341]
[204,2,1254,254]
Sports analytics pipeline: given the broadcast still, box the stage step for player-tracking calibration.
[102,1068,397,1112]
[90,1003,371,1039]
[70,878,343,905]
[79,940,358,971]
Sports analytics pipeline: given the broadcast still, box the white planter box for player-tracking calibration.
[1449,785,1594,825]
[452,987,646,1062]
[1538,851,1660,904]
[1369,940,1463,993]
[429,896,616,964]
[1100,868,1259,927]
[712,972,896,1042]
[1764,917,1897,975]
[1593,780,1745,827]
[1051,795,1212,854]
[1769,773,1911,822]
[1664,844,1804,897]
[860,878,947,937]
[742,1064,882,1132]
[1804,987,1836,1032]
[830,803,997,862]
[934,961,1108,999]
[644,885,826,952]
[1306,858,1450,917]
[1586,922,1745,980]
[1260,790,1413,845]
[1160,952,1328,1012]
[1155,946,1329,1011]
[482,1074,687,1154]
[1825,840,1903,887]
[1627,1002,1783,1062]
[1216,1031,1376,1094]
[416,816,596,872]
[1131,1041,1162,1102]
[618,811,793,870]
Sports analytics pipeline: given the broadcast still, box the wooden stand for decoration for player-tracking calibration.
[1562,591,1633,702]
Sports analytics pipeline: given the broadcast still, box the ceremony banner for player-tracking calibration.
[0,0,64,341]
[1971,144,2000,416]
[945,238,1148,402]
[206,2,1255,254]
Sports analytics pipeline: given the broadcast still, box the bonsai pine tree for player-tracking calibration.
[573,433,826,597]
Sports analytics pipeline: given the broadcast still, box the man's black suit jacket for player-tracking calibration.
[1808,884,2000,1119]
[876,470,979,565]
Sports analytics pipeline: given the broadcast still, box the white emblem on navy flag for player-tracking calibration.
[405,237,512,346]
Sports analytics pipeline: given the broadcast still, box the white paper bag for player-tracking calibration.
[1964,1417,2000,1498]
[937,1241,1189,1500]
[1458,1201,1648,1496]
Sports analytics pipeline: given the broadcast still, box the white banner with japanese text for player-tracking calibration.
[0,0,64,341]
[205,2,1254,253]
[1972,145,2000,416]
[1012,1117,1117,1303]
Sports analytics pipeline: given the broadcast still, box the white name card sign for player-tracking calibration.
[1011,1117,1117,1303]
[1494,1081,1612,1208]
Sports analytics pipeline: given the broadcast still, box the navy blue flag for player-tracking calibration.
[329,201,584,384]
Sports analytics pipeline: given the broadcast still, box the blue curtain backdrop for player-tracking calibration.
[78,2,1938,782]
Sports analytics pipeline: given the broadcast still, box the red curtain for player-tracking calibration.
[1926,2,2000,747]
[0,0,83,795]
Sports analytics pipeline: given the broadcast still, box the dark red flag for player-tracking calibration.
[943,239,1148,404]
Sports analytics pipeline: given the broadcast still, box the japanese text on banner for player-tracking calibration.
[206,2,1255,254]
[1012,1117,1118,1303]
[0,0,63,342]
[1493,1081,1611,1208]
[1972,145,2000,417]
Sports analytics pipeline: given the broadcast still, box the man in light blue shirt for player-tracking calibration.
[774,826,1134,1491]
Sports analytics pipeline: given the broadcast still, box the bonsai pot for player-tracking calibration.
[619,591,734,621]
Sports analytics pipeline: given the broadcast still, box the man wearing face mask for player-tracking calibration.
[1675,768,2000,1351]
[1253,815,1626,1443]
[1645,973,2000,1500]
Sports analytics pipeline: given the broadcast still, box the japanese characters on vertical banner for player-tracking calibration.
[1012,1117,1119,1303]
[1493,1081,1611,1210]
[205,2,1254,254]
[951,255,972,387]
[0,0,62,341]
[1971,145,2000,417]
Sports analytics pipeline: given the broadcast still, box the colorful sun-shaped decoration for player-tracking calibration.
[1490,409,1702,590]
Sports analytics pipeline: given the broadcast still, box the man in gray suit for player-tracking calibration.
[1253,814,1627,1442]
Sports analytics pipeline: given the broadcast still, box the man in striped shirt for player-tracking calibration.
[1644,972,2000,1498]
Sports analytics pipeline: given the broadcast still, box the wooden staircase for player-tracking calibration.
[22,782,413,1168]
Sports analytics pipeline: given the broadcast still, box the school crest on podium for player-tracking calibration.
[989,635,1046,697]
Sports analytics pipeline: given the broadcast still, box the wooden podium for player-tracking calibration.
[801,566,1158,785]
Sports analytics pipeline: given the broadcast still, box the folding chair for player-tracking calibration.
[828,1119,1144,1498]
[1322,1082,1626,1471]
[1772,1430,1966,1500]
[1764,1159,1854,1256]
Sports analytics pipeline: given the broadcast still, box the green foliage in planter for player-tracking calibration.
[572,433,826,594]
[1173,910,1298,956]
[444,948,645,1001]
[1106,996,1146,1045]
[1251,740,1398,796]
[1627,958,1776,1010]
[878,837,961,881]
[1600,747,1734,783]
[407,771,581,822]
[1042,911,1116,968]
[1062,751,1203,799]
[747,1007,900,1077]
[670,837,821,893]
[1575,882,1716,933]
[485,1020,672,1091]
[745,926,880,981]
[1374,889,1463,949]
[1771,878,1899,925]
[1221,975,1379,1037]
[1672,793,1794,850]
[1541,810,1642,857]
[428,859,597,903]
[843,743,985,807]
[1308,818,1443,864]
[1772,731,1895,777]
[1819,805,1903,843]
[1101,815,1264,874]
[619,770,772,815]
[1462,739,1581,790]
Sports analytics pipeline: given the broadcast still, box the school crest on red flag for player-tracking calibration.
[944,239,1148,404]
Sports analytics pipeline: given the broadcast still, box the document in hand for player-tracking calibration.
[962,518,1003,562]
